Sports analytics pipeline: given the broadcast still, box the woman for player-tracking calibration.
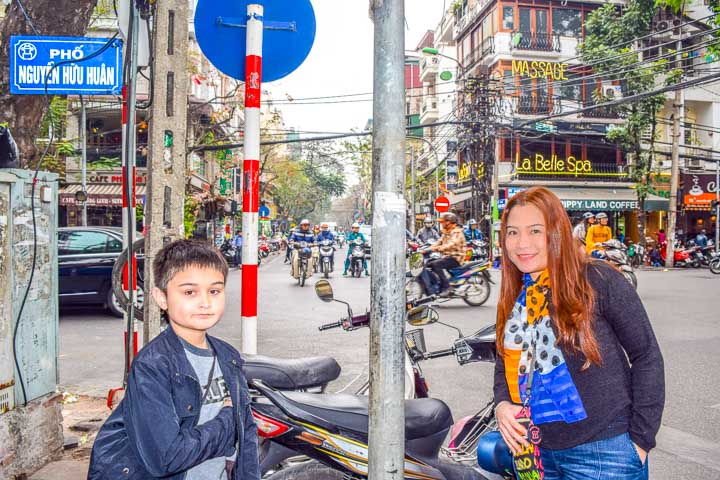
[494,187,664,479]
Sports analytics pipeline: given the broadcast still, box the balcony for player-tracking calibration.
[420,56,439,82]
[511,94,563,116]
[580,102,620,119]
[420,97,439,123]
[512,162,634,183]
[509,31,561,53]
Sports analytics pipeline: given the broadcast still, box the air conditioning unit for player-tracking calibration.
[686,158,704,169]
[601,81,623,99]
[654,19,680,39]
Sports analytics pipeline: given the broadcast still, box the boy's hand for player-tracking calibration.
[222,397,233,408]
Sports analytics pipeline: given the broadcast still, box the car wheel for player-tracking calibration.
[107,287,144,318]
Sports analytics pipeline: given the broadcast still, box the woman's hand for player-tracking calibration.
[633,443,647,465]
[495,401,529,455]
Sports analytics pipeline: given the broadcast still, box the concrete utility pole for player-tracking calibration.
[143,0,190,340]
[368,0,406,478]
[666,31,684,268]
[410,146,415,232]
[715,160,719,252]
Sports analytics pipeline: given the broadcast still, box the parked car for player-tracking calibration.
[58,227,144,317]
[358,224,372,259]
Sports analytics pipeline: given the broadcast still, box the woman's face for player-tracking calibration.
[504,204,548,280]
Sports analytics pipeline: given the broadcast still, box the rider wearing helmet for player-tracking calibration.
[573,212,595,245]
[316,223,336,269]
[429,212,467,297]
[417,216,440,244]
[464,218,483,241]
[586,212,612,256]
[288,219,317,277]
[343,223,369,276]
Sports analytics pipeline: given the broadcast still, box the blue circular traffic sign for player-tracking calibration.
[194,0,316,82]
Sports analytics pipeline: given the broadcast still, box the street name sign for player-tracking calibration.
[10,36,123,95]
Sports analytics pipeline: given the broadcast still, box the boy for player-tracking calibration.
[88,240,259,479]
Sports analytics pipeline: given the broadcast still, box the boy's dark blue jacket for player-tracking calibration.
[87,326,260,479]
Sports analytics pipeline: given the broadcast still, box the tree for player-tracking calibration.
[0,0,99,167]
[580,0,667,245]
[342,135,373,221]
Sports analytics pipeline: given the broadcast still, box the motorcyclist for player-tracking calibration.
[428,212,467,297]
[573,212,595,245]
[464,219,483,241]
[417,217,440,244]
[586,212,613,257]
[343,222,369,276]
[316,223,336,270]
[288,219,316,278]
[695,229,709,248]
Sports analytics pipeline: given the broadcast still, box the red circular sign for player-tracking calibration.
[434,196,451,213]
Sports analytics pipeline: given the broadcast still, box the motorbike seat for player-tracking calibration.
[280,391,453,440]
[243,355,341,390]
[449,260,487,275]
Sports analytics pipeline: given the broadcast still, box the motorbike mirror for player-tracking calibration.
[406,306,439,326]
[409,252,424,277]
[315,280,334,302]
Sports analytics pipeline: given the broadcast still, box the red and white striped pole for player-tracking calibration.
[241,4,263,354]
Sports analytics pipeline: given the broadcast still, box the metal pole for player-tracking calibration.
[241,4,263,355]
[369,0,406,478]
[410,146,415,233]
[666,34,683,267]
[436,154,440,199]
[80,94,88,226]
[122,0,140,384]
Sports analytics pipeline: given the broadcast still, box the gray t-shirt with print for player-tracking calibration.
[180,338,234,480]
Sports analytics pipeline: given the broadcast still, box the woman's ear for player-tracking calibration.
[152,287,168,311]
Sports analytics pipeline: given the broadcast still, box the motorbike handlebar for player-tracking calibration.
[406,296,436,309]
[424,348,455,359]
[318,320,344,331]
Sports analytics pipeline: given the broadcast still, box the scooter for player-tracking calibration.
[259,242,271,258]
[660,241,693,268]
[220,239,239,267]
[466,240,489,263]
[348,239,366,278]
[594,240,637,289]
[291,241,314,287]
[406,248,493,307]
[252,281,502,479]
[318,239,335,279]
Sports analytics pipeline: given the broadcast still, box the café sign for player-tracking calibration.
[562,199,638,211]
[682,173,718,208]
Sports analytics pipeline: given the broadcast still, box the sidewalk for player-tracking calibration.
[29,394,111,480]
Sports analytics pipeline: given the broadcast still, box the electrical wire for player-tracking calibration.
[15,0,40,34]
[13,32,120,407]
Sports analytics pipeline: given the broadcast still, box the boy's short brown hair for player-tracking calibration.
[153,239,228,292]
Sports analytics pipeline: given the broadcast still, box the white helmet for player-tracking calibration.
[351,222,360,228]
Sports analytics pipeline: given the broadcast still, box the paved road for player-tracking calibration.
[59,255,720,479]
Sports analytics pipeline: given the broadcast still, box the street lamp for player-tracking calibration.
[421,47,464,79]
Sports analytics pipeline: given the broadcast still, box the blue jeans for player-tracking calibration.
[540,433,648,480]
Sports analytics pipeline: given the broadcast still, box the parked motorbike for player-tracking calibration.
[627,241,646,268]
[292,241,314,287]
[251,281,501,479]
[710,255,720,274]
[348,239,366,278]
[660,241,693,268]
[406,247,493,306]
[465,240,489,263]
[220,239,239,267]
[259,242,270,259]
[594,240,637,289]
[318,239,335,279]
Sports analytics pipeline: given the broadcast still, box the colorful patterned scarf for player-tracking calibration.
[502,270,587,425]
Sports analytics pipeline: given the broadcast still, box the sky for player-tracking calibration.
[264,0,450,135]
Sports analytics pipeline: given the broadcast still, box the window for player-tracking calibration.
[503,6,514,30]
[58,231,110,255]
[503,70,516,95]
[107,236,123,252]
[552,9,581,36]
[559,71,583,102]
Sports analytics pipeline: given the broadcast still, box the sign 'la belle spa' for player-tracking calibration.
[516,153,593,175]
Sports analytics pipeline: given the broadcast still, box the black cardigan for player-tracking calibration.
[493,261,665,452]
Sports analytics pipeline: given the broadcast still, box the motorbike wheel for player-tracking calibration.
[691,258,701,268]
[300,266,306,287]
[261,250,269,258]
[406,279,424,302]
[623,271,638,289]
[710,258,720,274]
[463,275,491,306]
[323,262,329,279]
[265,461,345,480]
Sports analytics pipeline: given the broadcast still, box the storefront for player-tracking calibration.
[681,172,718,241]
[59,170,147,227]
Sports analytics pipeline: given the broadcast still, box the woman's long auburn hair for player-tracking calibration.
[496,187,602,368]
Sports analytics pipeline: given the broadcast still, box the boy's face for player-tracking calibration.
[152,266,226,342]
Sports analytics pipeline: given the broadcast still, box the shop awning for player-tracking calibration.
[59,184,146,206]
[449,190,472,205]
[550,187,668,212]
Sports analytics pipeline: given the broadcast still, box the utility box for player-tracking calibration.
[0,169,62,478]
